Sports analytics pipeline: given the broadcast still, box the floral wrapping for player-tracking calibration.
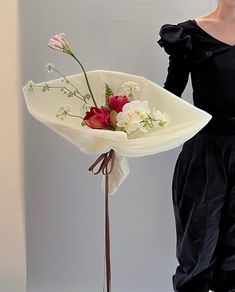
[22,70,212,195]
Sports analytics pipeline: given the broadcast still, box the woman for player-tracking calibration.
[157,1,235,292]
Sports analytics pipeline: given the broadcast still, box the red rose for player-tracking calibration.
[83,106,111,129]
[108,95,129,113]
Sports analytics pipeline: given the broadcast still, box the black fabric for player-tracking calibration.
[157,19,235,117]
[157,19,235,292]
[172,132,235,292]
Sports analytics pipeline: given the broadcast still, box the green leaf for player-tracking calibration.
[83,93,91,101]
[42,83,49,92]
[68,92,74,97]
[104,82,113,109]
[115,126,125,132]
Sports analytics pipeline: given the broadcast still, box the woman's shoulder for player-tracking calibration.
[157,19,196,41]
[157,19,223,65]
[157,19,194,56]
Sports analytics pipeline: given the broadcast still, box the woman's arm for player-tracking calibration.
[157,23,192,98]
[163,53,190,98]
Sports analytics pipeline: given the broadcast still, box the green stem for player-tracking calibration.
[52,68,86,100]
[70,53,97,107]
[32,85,88,104]
[67,113,84,119]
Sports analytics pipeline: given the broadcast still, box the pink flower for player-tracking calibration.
[83,106,111,129]
[108,95,129,113]
[48,33,72,54]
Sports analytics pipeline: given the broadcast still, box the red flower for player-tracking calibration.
[108,95,129,113]
[83,106,111,129]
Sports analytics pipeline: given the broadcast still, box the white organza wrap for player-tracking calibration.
[22,70,212,194]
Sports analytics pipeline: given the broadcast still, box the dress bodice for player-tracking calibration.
[157,19,235,117]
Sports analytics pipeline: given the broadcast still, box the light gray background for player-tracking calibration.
[19,1,216,291]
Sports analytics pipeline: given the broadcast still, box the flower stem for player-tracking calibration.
[70,53,97,107]
[32,85,88,104]
[52,68,87,100]
[67,113,84,119]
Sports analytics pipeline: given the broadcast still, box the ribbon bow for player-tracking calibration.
[88,149,115,175]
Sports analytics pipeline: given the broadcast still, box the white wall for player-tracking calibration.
[0,1,26,292]
[19,1,215,292]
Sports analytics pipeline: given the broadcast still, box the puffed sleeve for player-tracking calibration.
[157,23,192,98]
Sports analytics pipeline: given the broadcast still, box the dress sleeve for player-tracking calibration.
[157,23,192,98]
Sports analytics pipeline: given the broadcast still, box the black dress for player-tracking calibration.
[157,19,235,292]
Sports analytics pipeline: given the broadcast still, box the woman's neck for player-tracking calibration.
[213,1,235,23]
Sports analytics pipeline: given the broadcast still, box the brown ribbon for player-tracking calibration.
[88,149,115,176]
[88,149,115,292]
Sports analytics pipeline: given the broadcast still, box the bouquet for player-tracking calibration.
[22,32,212,292]
[27,33,168,135]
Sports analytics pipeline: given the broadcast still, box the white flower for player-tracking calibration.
[56,104,71,120]
[26,80,34,91]
[45,62,55,73]
[48,33,73,55]
[122,81,141,100]
[116,100,151,134]
[48,33,66,51]
[151,107,169,126]
[122,81,140,92]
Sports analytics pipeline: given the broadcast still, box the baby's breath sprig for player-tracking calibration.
[26,80,34,91]
[42,83,50,92]
[44,63,91,105]
[56,105,84,121]
[45,63,55,73]
[26,81,90,105]
[45,63,86,100]
[122,81,140,101]
[56,105,72,120]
